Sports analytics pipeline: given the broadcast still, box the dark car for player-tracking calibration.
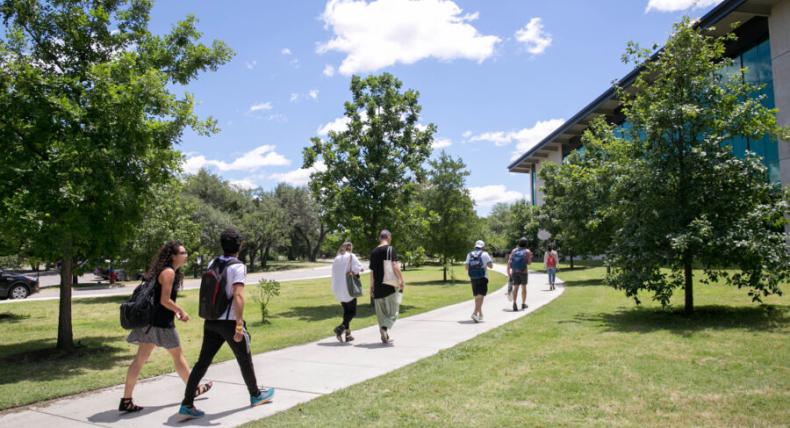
[0,270,40,299]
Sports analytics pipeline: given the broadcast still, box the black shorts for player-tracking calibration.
[511,271,528,286]
[471,277,488,296]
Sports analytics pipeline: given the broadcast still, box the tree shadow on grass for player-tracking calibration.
[0,312,30,323]
[573,304,788,336]
[407,279,467,287]
[73,294,130,305]
[277,303,416,322]
[0,336,129,386]
[563,279,605,287]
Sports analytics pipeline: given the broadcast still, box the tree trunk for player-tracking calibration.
[261,245,270,270]
[310,224,328,262]
[248,247,258,272]
[57,255,74,350]
[569,253,575,269]
[442,256,447,282]
[684,255,694,315]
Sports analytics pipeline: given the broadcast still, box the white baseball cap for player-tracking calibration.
[475,240,485,248]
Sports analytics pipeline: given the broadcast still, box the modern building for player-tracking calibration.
[509,0,790,209]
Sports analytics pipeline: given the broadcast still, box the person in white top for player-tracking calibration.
[464,240,493,323]
[331,241,363,342]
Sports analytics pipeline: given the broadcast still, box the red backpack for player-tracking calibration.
[546,252,557,268]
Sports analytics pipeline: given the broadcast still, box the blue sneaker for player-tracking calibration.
[178,405,205,419]
[250,387,275,407]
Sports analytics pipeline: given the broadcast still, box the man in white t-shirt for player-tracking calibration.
[464,240,493,323]
[180,228,274,419]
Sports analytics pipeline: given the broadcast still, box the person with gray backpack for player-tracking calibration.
[178,228,274,419]
[465,240,493,323]
[507,237,533,311]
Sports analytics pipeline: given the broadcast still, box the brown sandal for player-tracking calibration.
[119,397,143,413]
[195,381,213,398]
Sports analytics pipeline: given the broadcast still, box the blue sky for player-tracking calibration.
[146,0,724,215]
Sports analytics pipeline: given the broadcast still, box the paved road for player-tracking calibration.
[0,264,564,427]
[1,264,333,304]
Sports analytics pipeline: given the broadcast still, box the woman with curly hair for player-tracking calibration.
[119,240,212,412]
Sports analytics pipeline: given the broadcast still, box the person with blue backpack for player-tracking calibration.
[507,237,533,311]
[464,240,493,323]
[178,228,274,419]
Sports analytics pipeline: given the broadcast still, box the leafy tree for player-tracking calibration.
[119,180,200,275]
[0,0,232,349]
[539,117,627,266]
[604,18,789,313]
[274,183,329,262]
[423,151,477,281]
[303,73,434,254]
[481,200,540,258]
[239,191,289,271]
[391,200,431,270]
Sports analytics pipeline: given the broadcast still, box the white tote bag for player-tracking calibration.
[382,246,400,288]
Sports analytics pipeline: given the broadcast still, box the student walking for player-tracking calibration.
[465,240,493,323]
[369,230,405,344]
[331,241,363,342]
[178,228,274,419]
[544,245,559,291]
[120,241,212,413]
[507,238,532,311]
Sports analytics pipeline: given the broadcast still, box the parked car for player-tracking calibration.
[0,270,40,299]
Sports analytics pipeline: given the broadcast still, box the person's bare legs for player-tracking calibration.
[123,343,155,398]
[520,284,528,305]
[473,295,484,317]
[166,346,190,383]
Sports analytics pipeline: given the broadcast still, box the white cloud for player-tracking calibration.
[249,102,273,112]
[318,0,501,75]
[323,64,336,77]
[245,60,257,70]
[462,130,473,139]
[182,145,290,173]
[317,116,351,136]
[514,17,552,55]
[470,118,564,160]
[469,185,527,209]
[291,90,320,103]
[270,161,328,186]
[266,113,288,122]
[281,48,292,55]
[183,155,212,175]
[645,0,721,13]
[432,137,452,150]
[229,178,258,190]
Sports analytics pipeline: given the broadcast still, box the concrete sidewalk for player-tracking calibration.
[0,265,564,427]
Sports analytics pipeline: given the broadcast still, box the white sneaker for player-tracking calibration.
[478,314,484,322]
[471,313,479,323]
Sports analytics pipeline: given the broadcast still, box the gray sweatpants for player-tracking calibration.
[374,291,400,329]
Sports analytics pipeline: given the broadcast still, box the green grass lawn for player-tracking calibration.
[0,266,505,410]
[249,262,789,428]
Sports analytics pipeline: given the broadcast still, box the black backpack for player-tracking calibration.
[119,278,158,330]
[199,257,242,320]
